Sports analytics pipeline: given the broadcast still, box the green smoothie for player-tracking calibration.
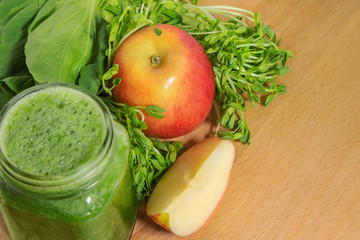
[0,84,137,240]
[1,85,106,176]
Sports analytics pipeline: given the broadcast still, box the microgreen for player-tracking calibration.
[145,105,165,119]
[101,64,121,95]
[100,96,182,200]
[98,0,292,200]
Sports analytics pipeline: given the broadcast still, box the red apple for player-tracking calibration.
[112,24,215,139]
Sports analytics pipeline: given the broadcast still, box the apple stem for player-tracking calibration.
[150,54,162,68]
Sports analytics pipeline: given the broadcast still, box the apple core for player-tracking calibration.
[150,54,162,68]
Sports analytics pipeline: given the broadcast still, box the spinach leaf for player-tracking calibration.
[0,83,15,110]
[0,0,33,31]
[0,0,46,79]
[78,15,108,94]
[1,75,34,94]
[0,75,35,109]
[25,0,99,84]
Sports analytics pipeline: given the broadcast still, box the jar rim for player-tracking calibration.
[0,83,114,197]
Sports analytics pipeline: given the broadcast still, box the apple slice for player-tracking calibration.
[146,137,235,236]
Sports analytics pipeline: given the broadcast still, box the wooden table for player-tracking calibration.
[1,0,360,239]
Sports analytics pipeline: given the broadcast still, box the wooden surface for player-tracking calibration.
[1,0,360,239]
[132,0,360,239]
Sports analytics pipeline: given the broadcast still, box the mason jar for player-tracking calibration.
[0,83,137,240]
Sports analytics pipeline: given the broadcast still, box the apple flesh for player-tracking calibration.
[112,24,215,139]
[146,137,235,236]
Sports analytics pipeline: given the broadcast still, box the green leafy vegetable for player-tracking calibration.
[101,96,183,200]
[0,83,15,110]
[0,0,46,79]
[0,75,34,109]
[181,8,293,143]
[1,75,34,94]
[78,15,108,94]
[25,0,99,84]
[145,105,165,119]
[0,0,46,108]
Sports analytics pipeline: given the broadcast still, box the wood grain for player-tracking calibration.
[132,0,360,239]
[1,0,360,239]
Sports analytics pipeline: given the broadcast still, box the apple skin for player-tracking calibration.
[112,24,215,139]
[146,137,235,236]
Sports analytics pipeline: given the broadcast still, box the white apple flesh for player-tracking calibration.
[146,137,235,236]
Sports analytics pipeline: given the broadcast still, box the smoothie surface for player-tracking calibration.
[0,86,106,176]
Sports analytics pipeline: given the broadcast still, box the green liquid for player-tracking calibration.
[1,86,105,176]
[0,85,137,240]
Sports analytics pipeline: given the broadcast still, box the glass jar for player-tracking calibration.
[0,83,137,240]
